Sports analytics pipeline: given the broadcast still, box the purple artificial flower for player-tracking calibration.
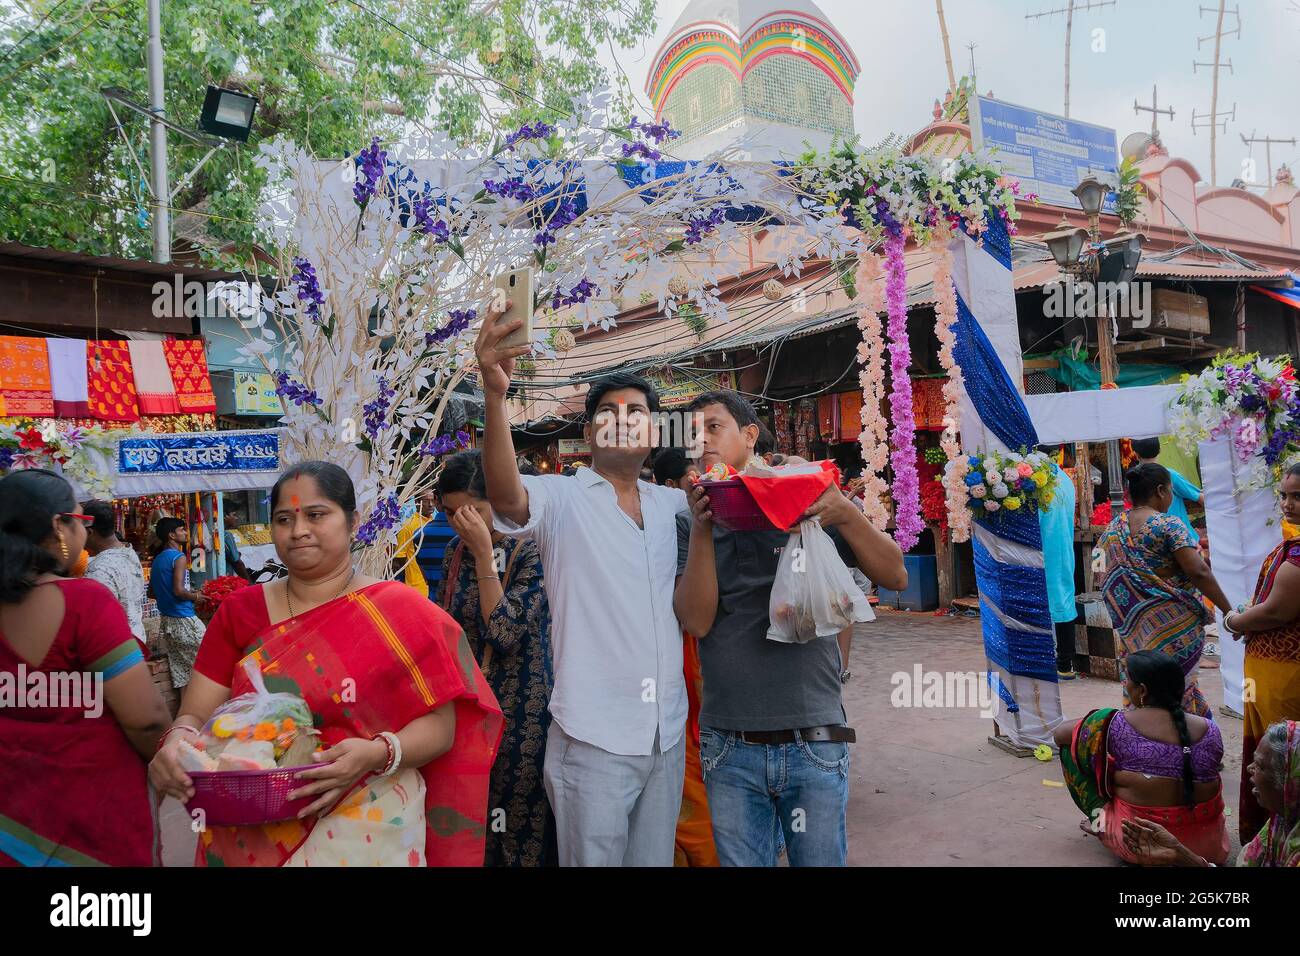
[873,198,903,238]
[482,177,538,203]
[551,197,578,229]
[504,121,556,151]
[354,137,387,207]
[362,377,396,439]
[418,430,471,458]
[628,116,680,144]
[550,277,597,311]
[411,196,450,242]
[356,493,402,546]
[534,197,579,246]
[1262,427,1295,465]
[684,205,727,245]
[292,257,325,323]
[274,371,323,407]
[425,308,477,346]
[621,141,661,162]
[0,445,15,470]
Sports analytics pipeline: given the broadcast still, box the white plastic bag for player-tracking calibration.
[766,518,874,644]
[197,657,317,766]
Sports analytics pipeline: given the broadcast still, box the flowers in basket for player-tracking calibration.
[948,449,1056,520]
[175,658,319,774]
[1169,351,1300,491]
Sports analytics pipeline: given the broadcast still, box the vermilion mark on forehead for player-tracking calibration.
[291,494,301,512]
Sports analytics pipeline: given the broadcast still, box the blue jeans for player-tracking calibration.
[699,726,849,867]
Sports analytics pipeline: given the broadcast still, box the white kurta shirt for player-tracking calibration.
[494,468,688,756]
[85,546,147,644]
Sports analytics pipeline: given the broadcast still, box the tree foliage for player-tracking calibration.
[0,0,655,261]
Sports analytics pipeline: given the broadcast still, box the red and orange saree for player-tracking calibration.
[1240,539,1300,842]
[197,582,502,866]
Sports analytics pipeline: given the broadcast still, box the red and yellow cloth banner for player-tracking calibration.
[163,339,217,413]
[87,340,141,422]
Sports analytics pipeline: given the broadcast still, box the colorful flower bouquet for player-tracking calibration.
[0,420,123,498]
[948,449,1057,522]
[1169,351,1300,490]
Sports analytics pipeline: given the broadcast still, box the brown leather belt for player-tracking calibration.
[736,726,856,745]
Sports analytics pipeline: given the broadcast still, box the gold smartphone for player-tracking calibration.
[492,267,535,349]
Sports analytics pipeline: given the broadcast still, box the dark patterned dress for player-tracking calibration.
[440,536,556,866]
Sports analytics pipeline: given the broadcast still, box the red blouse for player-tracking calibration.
[192,584,273,686]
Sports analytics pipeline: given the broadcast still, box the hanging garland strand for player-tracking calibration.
[931,233,971,542]
[883,231,923,551]
[855,251,891,530]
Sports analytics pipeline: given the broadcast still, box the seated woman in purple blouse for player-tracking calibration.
[1054,650,1230,865]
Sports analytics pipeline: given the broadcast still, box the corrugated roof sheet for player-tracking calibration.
[1012,252,1294,290]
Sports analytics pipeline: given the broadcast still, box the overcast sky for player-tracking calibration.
[600,0,1300,188]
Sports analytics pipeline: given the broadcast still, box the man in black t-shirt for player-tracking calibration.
[674,390,906,866]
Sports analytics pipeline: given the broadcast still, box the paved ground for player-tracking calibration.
[160,607,1245,866]
[844,607,1243,866]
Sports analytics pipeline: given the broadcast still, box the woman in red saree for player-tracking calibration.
[0,469,170,867]
[149,461,502,866]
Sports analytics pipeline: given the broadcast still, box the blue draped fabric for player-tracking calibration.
[973,537,1057,682]
[953,291,1039,451]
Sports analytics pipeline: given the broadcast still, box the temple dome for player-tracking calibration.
[647,0,860,160]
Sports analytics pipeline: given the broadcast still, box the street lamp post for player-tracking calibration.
[1040,176,1144,510]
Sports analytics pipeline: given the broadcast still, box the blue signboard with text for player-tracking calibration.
[118,431,281,475]
[969,95,1119,213]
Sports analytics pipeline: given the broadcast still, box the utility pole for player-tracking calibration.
[1192,2,1240,186]
[146,0,170,263]
[935,0,956,92]
[1025,0,1117,118]
[1133,85,1174,138]
[1240,131,1296,188]
[966,42,977,85]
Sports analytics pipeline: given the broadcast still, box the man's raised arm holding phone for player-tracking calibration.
[475,299,533,526]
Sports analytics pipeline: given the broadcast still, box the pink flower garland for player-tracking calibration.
[854,252,890,530]
[930,233,971,542]
[883,232,923,551]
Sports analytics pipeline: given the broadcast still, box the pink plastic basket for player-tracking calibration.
[696,478,779,532]
[186,763,327,826]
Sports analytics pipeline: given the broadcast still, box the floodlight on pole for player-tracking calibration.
[199,86,259,142]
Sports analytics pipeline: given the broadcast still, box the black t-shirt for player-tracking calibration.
[675,515,859,731]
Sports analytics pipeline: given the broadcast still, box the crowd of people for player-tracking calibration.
[1,305,1298,868]
[1054,460,1300,867]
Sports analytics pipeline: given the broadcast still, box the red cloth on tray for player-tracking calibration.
[737,460,841,532]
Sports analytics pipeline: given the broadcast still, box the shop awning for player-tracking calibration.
[1252,272,1300,310]
[1012,253,1296,291]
